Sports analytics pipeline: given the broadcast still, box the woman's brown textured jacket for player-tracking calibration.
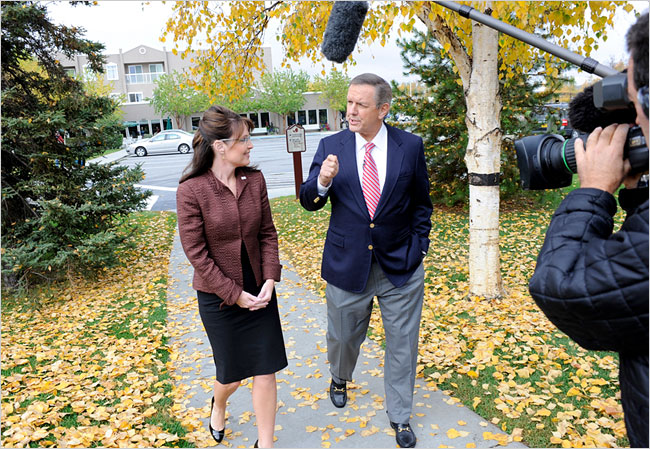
[176,168,282,305]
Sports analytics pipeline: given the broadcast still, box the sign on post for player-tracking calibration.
[286,124,306,198]
[286,124,306,153]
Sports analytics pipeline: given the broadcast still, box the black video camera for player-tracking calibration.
[515,72,648,190]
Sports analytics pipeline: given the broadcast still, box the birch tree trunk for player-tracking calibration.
[464,20,503,298]
[418,2,503,298]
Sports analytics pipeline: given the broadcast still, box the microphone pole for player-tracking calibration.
[434,0,618,78]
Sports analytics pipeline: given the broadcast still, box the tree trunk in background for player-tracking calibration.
[418,2,504,298]
[174,115,185,131]
[464,19,503,298]
[280,114,287,134]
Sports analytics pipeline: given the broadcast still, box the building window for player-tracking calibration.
[149,63,164,82]
[260,112,270,128]
[139,121,150,137]
[126,65,144,84]
[64,67,76,77]
[287,113,296,126]
[192,117,201,130]
[308,109,317,125]
[297,110,307,125]
[151,120,162,135]
[105,63,118,80]
[249,113,260,128]
[128,92,143,103]
[127,123,139,138]
[319,109,328,124]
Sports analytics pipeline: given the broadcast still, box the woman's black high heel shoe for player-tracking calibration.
[209,396,225,444]
[253,440,258,448]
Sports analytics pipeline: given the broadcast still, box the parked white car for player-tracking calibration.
[126,130,194,157]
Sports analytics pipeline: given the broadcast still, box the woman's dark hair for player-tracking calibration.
[179,105,254,183]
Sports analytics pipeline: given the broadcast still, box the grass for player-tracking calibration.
[270,193,630,448]
[97,147,124,157]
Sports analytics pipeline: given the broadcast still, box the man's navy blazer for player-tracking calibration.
[299,124,433,293]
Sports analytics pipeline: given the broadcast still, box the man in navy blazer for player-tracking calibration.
[300,73,432,448]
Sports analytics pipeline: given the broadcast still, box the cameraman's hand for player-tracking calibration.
[575,124,631,194]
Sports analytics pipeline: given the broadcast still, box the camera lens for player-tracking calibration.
[515,126,648,190]
[515,134,574,190]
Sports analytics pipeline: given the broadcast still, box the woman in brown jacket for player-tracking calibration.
[176,105,287,448]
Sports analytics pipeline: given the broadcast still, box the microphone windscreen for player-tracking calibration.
[321,1,369,63]
[569,85,637,133]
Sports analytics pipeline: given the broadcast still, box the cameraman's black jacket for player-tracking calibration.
[530,188,648,447]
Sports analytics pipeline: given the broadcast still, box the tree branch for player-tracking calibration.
[416,2,472,88]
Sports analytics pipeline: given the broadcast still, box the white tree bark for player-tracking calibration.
[417,2,503,298]
[464,19,503,298]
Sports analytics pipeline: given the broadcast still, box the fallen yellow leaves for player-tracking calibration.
[2,212,179,448]
[483,431,509,445]
[446,428,469,439]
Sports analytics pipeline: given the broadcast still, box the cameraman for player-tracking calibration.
[529,12,648,448]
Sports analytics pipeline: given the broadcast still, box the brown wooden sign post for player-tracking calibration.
[286,124,306,199]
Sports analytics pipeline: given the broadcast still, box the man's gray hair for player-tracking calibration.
[350,73,392,109]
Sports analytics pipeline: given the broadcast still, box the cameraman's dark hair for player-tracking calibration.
[350,73,392,108]
[179,105,254,183]
[626,12,648,89]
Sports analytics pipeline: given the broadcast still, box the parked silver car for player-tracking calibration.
[127,130,194,157]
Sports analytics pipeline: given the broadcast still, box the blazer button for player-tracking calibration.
[368,244,373,250]
[369,223,375,228]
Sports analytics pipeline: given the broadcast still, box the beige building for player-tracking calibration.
[58,45,339,139]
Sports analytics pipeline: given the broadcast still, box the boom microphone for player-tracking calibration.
[321,1,369,63]
[569,85,636,133]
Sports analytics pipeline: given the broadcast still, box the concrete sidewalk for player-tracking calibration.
[166,230,527,448]
[87,149,128,165]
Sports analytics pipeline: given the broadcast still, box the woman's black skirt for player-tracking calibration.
[197,243,287,384]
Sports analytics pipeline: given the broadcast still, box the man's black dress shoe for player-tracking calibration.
[329,379,347,408]
[390,421,416,448]
[209,396,225,444]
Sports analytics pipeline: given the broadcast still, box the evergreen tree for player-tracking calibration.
[1,2,150,287]
[390,30,568,206]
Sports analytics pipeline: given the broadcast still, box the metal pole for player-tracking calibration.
[434,0,618,78]
[292,152,303,199]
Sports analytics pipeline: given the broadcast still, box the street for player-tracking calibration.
[118,133,333,211]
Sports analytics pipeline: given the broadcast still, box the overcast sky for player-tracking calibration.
[46,1,648,85]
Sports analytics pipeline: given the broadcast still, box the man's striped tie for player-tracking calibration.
[361,142,380,219]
